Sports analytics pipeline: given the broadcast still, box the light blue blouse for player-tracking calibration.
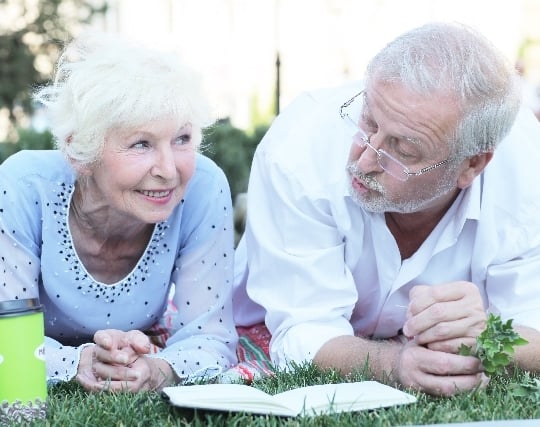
[0,150,238,383]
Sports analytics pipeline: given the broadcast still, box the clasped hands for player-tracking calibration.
[397,281,489,396]
[77,329,173,392]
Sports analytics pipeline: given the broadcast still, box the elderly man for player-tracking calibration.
[234,22,540,396]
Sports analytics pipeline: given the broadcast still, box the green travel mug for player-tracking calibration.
[0,298,47,423]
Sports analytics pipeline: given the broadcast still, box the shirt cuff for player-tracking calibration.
[271,321,354,368]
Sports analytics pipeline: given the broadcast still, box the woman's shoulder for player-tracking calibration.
[194,153,223,174]
[180,154,232,212]
[190,153,229,189]
[1,150,73,182]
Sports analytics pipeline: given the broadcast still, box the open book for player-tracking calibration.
[161,381,416,417]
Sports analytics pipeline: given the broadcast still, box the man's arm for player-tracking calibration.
[313,334,487,396]
[513,325,540,372]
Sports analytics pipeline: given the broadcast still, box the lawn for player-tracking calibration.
[13,364,540,426]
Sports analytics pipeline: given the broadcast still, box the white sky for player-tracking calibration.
[90,0,540,127]
[2,0,540,133]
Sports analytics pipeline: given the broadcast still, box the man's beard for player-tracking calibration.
[346,163,457,214]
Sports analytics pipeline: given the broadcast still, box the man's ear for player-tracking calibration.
[457,152,493,189]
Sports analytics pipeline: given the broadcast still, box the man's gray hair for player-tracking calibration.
[365,22,521,157]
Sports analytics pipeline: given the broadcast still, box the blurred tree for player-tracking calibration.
[203,119,267,199]
[0,0,107,134]
[0,127,53,163]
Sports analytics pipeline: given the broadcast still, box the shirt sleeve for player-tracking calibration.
[45,338,94,383]
[0,155,87,383]
[147,160,238,383]
[486,245,540,330]
[0,154,41,301]
[481,108,540,331]
[244,94,358,368]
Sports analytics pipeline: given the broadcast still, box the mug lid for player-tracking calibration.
[0,298,42,315]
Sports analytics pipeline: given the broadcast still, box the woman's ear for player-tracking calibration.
[457,152,494,189]
[69,158,93,177]
[65,135,93,176]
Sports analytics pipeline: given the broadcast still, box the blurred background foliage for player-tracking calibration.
[0,0,108,137]
[1,0,271,203]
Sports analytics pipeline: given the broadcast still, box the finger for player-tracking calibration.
[408,282,479,315]
[404,298,485,338]
[412,314,486,345]
[126,330,151,354]
[417,372,489,396]
[93,329,115,350]
[76,371,104,392]
[92,360,140,382]
[399,345,487,396]
[93,343,138,366]
[428,352,483,376]
[91,379,151,393]
[427,336,478,353]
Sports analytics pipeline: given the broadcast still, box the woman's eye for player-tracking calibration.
[131,140,150,149]
[175,134,191,145]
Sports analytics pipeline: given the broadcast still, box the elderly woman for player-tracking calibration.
[0,32,237,392]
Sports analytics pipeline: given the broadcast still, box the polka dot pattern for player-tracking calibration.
[0,150,238,383]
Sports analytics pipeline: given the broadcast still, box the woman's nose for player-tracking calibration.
[151,146,176,180]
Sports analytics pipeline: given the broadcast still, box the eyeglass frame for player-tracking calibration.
[339,90,451,182]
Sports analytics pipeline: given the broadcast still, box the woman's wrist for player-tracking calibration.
[148,357,178,391]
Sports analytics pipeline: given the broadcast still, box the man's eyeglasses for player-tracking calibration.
[339,91,450,182]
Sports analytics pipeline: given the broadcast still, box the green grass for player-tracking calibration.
[14,364,540,426]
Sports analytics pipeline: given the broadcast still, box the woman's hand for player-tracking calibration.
[76,329,177,392]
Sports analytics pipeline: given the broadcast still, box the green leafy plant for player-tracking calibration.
[458,313,528,375]
[509,372,540,401]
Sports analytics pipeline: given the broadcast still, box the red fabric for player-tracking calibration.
[236,323,271,360]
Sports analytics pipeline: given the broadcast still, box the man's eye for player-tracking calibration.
[387,138,418,161]
[360,113,377,132]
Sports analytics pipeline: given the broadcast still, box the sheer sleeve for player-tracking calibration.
[147,157,238,383]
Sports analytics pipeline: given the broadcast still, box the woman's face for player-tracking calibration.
[85,116,197,224]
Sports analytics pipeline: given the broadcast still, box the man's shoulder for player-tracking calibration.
[481,108,540,222]
[259,80,363,156]
[282,80,363,116]
[491,107,540,170]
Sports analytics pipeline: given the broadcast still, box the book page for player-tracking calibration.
[162,383,297,416]
[272,381,417,416]
[162,381,416,417]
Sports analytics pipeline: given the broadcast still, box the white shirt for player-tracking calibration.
[235,80,540,368]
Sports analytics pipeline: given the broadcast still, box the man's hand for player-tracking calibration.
[403,281,487,353]
[397,339,489,396]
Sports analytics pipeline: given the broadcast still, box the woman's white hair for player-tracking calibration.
[365,21,521,157]
[33,31,214,165]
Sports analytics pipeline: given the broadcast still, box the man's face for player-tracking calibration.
[346,82,463,214]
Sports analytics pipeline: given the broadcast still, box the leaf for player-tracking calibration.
[463,314,528,377]
[458,344,473,356]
